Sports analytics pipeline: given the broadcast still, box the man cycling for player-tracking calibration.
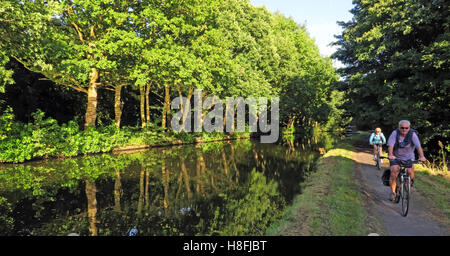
[387,120,427,201]
[369,127,386,163]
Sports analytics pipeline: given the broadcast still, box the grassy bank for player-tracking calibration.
[414,165,450,226]
[268,131,450,235]
[267,134,371,235]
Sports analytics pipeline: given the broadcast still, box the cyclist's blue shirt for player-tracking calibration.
[369,132,386,144]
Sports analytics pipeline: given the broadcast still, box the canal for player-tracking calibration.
[0,133,338,236]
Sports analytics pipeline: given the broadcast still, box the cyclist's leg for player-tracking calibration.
[408,166,414,180]
[407,165,414,185]
[390,162,400,194]
[373,145,377,159]
[378,144,383,163]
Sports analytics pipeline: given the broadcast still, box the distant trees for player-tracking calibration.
[333,0,449,152]
[1,0,341,134]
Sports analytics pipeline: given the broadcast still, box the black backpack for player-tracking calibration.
[381,169,390,186]
[393,128,419,150]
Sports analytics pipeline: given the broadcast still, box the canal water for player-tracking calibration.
[0,133,338,236]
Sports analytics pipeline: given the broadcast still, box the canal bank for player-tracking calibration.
[267,133,376,235]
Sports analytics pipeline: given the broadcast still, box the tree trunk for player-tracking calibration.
[223,102,236,133]
[140,85,146,129]
[177,85,184,113]
[85,179,98,236]
[223,100,228,132]
[145,170,150,214]
[162,84,170,129]
[221,148,229,176]
[161,152,169,217]
[181,88,193,132]
[113,171,122,212]
[114,85,124,129]
[138,167,145,216]
[180,157,192,200]
[84,68,99,130]
[197,152,206,194]
[146,82,151,127]
[230,143,239,183]
[176,168,183,200]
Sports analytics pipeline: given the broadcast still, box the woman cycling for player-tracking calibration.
[369,128,386,162]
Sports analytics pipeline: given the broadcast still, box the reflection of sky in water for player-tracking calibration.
[0,133,338,236]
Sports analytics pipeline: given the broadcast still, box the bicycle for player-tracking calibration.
[393,159,419,217]
[374,143,383,170]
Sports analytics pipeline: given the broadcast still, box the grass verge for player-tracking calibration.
[414,165,450,227]
[267,134,371,235]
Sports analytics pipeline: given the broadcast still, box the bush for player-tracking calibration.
[0,110,134,163]
[0,108,256,163]
[0,107,14,141]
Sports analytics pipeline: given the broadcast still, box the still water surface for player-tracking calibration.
[0,134,337,236]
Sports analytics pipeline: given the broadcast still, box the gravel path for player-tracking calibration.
[353,142,449,236]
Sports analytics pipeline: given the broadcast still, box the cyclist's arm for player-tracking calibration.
[387,131,396,159]
[369,133,374,144]
[381,133,387,144]
[412,132,426,162]
[388,145,395,160]
[416,146,427,162]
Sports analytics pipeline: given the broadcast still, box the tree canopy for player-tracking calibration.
[1,0,341,143]
[333,0,449,154]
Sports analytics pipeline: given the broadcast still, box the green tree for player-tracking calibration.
[333,0,449,151]
[1,0,142,130]
[0,54,14,93]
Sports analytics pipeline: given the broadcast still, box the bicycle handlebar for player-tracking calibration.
[383,157,424,164]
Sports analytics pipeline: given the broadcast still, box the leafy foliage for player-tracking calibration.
[0,0,345,162]
[333,0,449,156]
[0,109,128,163]
[1,0,341,132]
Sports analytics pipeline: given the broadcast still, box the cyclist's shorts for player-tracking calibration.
[389,159,414,167]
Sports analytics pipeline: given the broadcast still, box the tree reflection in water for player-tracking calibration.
[0,133,339,235]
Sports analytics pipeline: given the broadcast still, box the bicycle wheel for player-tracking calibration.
[401,176,410,217]
[376,150,382,170]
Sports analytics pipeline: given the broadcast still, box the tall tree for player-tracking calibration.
[1,0,141,130]
[333,0,449,151]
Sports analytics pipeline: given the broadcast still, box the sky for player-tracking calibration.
[249,0,354,68]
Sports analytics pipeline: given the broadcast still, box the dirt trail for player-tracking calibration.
[353,137,449,236]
